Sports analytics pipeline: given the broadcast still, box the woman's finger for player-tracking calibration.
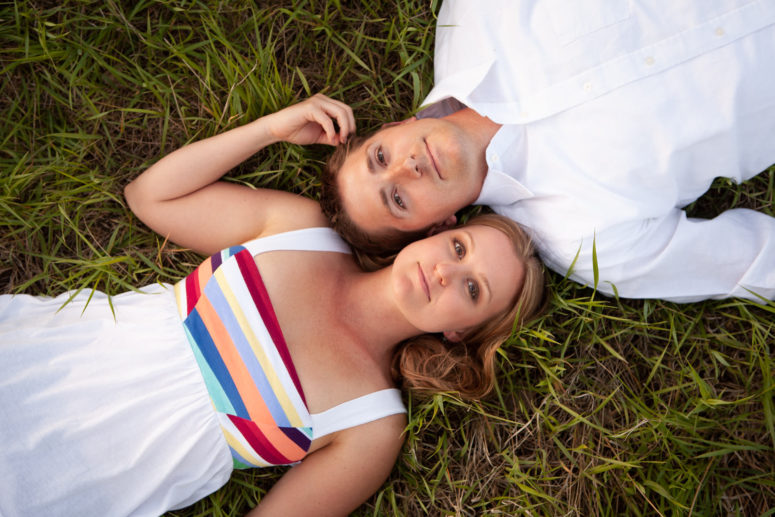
[312,94,355,143]
[309,109,339,145]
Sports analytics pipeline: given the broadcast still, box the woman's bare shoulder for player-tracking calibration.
[260,189,330,234]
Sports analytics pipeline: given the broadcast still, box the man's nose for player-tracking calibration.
[389,154,422,180]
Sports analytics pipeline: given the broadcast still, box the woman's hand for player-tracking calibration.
[264,94,356,146]
[125,94,347,254]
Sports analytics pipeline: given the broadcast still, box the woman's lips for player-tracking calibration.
[417,263,431,301]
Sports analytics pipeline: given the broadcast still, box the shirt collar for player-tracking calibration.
[477,124,533,206]
[415,96,532,207]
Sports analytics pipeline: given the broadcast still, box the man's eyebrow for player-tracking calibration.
[380,190,391,215]
[369,145,405,220]
[380,190,405,220]
[464,230,492,303]
[366,147,375,174]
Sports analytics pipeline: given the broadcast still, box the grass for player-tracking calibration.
[2,1,774,515]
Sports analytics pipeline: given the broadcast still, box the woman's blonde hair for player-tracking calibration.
[391,214,547,400]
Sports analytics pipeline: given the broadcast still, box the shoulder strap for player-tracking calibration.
[310,389,406,440]
[242,227,351,256]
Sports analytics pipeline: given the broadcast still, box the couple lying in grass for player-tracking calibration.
[0,94,546,516]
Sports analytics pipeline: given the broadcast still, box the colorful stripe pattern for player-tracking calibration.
[175,245,312,469]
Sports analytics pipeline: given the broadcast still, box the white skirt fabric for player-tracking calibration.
[0,284,233,517]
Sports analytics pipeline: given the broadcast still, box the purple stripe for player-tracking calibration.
[280,426,312,451]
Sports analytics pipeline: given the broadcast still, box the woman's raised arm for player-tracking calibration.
[124,94,355,255]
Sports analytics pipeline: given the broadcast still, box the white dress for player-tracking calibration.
[0,284,233,517]
[0,228,406,517]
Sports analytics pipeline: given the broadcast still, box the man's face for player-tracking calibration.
[337,118,485,236]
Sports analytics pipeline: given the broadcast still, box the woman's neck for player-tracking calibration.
[334,265,419,363]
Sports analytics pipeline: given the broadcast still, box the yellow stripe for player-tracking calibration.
[173,280,187,319]
[221,425,270,468]
[214,268,306,427]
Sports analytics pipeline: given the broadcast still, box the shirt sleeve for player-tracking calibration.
[553,208,775,303]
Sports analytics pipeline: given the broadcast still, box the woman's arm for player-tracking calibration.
[124,94,355,255]
[247,414,406,516]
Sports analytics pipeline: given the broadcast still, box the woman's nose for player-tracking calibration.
[434,262,461,287]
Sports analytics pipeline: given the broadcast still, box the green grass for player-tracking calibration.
[2,1,774,515]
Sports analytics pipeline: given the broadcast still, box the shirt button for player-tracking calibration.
[715,27,725,37]
[644,56,655,66]
[583,81,592,92]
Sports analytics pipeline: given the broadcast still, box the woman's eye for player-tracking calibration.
[467,279,479,301]
[376,147,386,165]
[393,191,405,209]
[454,239,465,259]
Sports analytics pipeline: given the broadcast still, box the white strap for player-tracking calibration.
[311,389,406,440]
[243,227,351,256]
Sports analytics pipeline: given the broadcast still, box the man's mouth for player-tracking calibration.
[424,139,443,180]
[417,263,431,301]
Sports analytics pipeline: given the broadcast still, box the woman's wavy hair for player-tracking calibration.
[391,214,548,400]
[319,136,430,260]
[320,140,547,400]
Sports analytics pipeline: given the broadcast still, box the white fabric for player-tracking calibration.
[0,285,233,517]
[422,0,775,302]
[0,227,405,516]
[311,389,406,440]
[244,226,352,256]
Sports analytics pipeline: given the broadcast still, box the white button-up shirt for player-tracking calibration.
[420,0,775,302]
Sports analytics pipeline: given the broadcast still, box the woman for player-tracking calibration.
[0,95,545,516]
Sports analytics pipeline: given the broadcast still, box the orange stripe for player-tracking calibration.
[196,296,275,425]
[254,422,308,461]
[196,257,213,294]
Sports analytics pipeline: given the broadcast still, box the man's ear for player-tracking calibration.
[381,116,417,129]
[427,215,458,236]
[443,330,465,343]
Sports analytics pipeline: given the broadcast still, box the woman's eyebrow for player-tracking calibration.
[464,230,492,303]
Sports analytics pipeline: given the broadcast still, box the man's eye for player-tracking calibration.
[467,279,479,301]
[454,239,465,259]
[393,191,405,209]
[376,147,386,165]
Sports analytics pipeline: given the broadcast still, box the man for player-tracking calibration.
[321,0,775,303]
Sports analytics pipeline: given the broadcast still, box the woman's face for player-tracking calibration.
[391,225,524,339]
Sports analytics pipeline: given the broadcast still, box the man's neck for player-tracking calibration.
[445,107,502,143]
[444,107,502,191]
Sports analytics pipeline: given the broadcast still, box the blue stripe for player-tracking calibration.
[185,325,236,415]
[204,270,292,427]
[226,245,244,258]
[184,307,250,419]
[230,446,255,470]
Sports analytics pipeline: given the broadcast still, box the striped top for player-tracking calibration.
[175,228,405,470]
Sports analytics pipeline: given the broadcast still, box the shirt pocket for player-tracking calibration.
[547,0,632,45]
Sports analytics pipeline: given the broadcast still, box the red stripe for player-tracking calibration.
[234,250,308,406]
[228,415,293,465]
[185,262,202,314]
